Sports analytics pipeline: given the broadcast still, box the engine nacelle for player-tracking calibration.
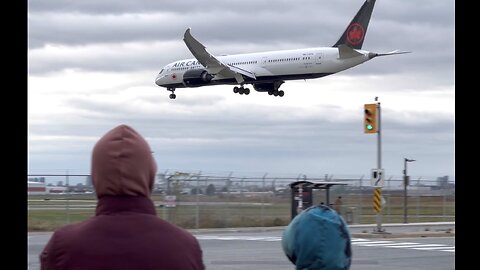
[183,69,214,87]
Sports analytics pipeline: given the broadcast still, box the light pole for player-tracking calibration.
[403,158,416,223]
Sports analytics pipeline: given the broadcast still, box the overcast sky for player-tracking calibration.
[28,0,454,183]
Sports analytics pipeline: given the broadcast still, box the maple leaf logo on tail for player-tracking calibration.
[346,23,364,45]
[332,0,376,50]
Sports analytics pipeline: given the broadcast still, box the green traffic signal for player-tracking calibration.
[364,103,377,134]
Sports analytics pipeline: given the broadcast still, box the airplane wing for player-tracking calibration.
[183,28,256,84]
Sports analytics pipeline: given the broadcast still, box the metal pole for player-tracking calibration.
[386,176,392,222]
[297,184,303,213]
[403,158,415,223]
[442,187,446,221]
[415,177,420,222]
[375,101,383,232]
[166,175,172,221]
[326,187,330,206]
[195,173,200,229]
[359,176,363,224]
[66,170,70,224]
[261,173,267,227]
[404,158,407,223]
[225,172,233,227]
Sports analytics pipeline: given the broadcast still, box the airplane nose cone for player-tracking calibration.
[155,75,163,86]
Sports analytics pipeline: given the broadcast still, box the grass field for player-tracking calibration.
[28,193,455,231]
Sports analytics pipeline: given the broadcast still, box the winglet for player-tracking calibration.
[184,28,192,40]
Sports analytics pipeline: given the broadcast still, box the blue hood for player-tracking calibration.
[282,205,352,270]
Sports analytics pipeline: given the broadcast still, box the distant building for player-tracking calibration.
[28,181,47,195]
[48,186,68,194]
[28,181,68,194]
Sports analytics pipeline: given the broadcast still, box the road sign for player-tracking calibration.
[164,195,177,207]
[371,168,385,187]
[373,188,381,213]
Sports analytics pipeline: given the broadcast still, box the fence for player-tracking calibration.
[27,172,455,231]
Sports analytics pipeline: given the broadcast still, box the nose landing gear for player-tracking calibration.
[168,88,176,99]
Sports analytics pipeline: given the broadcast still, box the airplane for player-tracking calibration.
[155,0,409,99]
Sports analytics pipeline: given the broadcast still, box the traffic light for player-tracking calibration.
[364,103,377,133]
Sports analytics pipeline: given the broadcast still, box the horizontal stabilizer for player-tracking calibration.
[368,50,412,59]
[377,50,412,56]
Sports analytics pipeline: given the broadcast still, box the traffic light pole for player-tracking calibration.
[403,158,408,223]
[403,158,415,223]
[374,101,384,233]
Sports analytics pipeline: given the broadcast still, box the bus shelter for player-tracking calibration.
[289,180,348,220]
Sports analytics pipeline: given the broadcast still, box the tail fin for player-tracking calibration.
[333,0,376,50]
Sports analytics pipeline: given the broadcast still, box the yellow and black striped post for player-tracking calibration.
[373,187,382,214]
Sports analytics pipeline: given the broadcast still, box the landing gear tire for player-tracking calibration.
[278,90,284,97]
[233,86,239,93]
[244,88,250,95]
[169,93,176,99]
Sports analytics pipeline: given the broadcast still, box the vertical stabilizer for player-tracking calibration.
[333,0,376,49]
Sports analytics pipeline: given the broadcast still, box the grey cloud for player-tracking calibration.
[28,0,454,81]
[28,0,342,15]
[30,93,453,145]
[29,0,454,49]
[28,0,455,178]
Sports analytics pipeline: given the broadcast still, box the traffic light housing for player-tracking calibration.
[364,103,377,133]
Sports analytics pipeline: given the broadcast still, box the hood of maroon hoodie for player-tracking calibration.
[91,125,157,198]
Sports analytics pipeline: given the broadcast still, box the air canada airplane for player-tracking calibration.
[155,0,408,99]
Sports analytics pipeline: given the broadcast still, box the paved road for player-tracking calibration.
[28,223,455,270]
[197,232,454,270]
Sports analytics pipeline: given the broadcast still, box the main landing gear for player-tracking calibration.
[233,86,250,95]
[168,88,176,99]
[252,81,285,97]
[267,90,285,97]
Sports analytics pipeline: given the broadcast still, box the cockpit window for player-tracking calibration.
[158,69,164,74]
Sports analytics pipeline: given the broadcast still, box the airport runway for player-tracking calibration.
[28,227,454,270]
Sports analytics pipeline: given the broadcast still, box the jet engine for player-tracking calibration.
[183,69,214,87]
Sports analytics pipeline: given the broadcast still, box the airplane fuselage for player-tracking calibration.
[155,47,371,89]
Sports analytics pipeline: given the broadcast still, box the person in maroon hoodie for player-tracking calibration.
[40,124,205,270]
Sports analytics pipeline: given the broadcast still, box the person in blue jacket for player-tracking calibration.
[282,204,352,270]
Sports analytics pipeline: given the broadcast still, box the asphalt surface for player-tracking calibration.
[190,221,455,238]
[28,222,455,270]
